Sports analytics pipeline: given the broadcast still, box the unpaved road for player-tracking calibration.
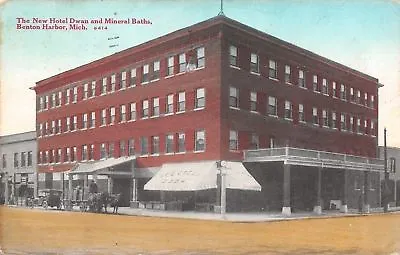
[0,206,399,254]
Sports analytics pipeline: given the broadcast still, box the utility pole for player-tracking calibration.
[384,127,389,212]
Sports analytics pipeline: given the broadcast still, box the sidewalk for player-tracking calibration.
[6,204,400,222]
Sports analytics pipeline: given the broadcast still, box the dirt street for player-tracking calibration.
[0,206,399,254]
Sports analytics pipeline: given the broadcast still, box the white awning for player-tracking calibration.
[144,161,261,191]
[69,156,135,175]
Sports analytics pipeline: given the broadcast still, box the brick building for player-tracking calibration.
[33,15,384,214]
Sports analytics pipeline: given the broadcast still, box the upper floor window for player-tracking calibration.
[166,134,174,154]
[27,151,32,166]
[364,119,368,135]
[250,53,259,73]
[178,92,185,112]
[130,68,137,87]
[73,87,78,102]
[229,87,239,108]
[82,145,88,161]
[284,65,291,83]
[371,120,376,136]
[110,74,116,92]
[312,107,318,125]
[349,116,354,132]
[90,81,96,98]
[178,132,185,153]
[322,79,328,95]
[128,139,135,156]
[66,147,71,162]
[229,45,238,67]
[73,116,78,130]
[167,56,174,76]
[90,112,96,128]
[299,104,305,122]
[229,130,238,150]
[340,113,347,131]
[100,143,107,159]
[284,101,293,120]
[195,130,206,152]
[340,84,346,100]
[152,61,160,80]
[152,98,160,117]
[357,118,361,133]
[268,96,277,116]
[108,142,115,158]
[39,97,44,111]
[14,153,19,168]
[179,53,186,73]
[140,137,149,155]
[83,83,89,99]
[66,117,71,132]
[120,105,126,122]
[331,111,337,129]
[166,94,174,114]
[44,95,49,109]
[269,60,277,79]
[102,77,107,94]
[356,90,361,104]
[370,95,375,108]
[364,92,368,106]
[142,64,149,83]
[142,100,149,118]
[250,92,257,112]
[51,94,56,108]
[130,103,136,121]
[89,145,94,160]
[298,70,305,88]
[119,140,126,157]
[195,88,205,109]
[121,71,127,90]
[332,82,337,98]
[322,110,328,127]
[350,87,355,102]
[196,47,205,68]
[101,109,107,126]
[66,89,71,104]
[20,152,26,167]
[313,75,318,92]
[151,136,160,155]
[82,113,88,129]
[250,133,259,150]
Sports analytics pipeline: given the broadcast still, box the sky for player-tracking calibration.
[0,0,399,147]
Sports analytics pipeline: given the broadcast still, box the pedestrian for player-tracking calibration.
[76,185,81,201]
[89,180,98,194]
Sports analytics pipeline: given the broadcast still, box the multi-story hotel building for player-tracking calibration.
[33,15,384,214]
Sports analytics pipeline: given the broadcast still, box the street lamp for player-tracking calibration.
[216,160,227,216]
[383,127,389,212]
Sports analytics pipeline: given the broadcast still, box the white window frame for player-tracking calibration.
[229,130,238,151]
[195,130,206,152]
[195,88,205,109]
[250,53,259,74]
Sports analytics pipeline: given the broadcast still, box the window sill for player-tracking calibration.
[268,114,279,118]
[284,118,293,121]
[193,150,205,153]
[322,93,329,97]
[229,106,240,110]
[151,78,160,83]
[139,154,149,158]
[150,153,160,157]
[165,75,174,79]
[194,107,205,111]
[230,65,240,70]
[250,110,260,114]
[268,77,279,82]
[250,71,260,76]
[141,117,149,120]
[164,112,174,117]
[150,115,160,119]
[299,86,307,90]
[176,72,185,76]
[141,82,149,85]
[164,152,175,156]
[175,152,186,155]
[129,84,136,88]
[127,119,136,123]
[285,82,292,85]
[176,111,185,115]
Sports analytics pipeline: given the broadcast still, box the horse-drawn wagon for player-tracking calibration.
[40,189,63,210]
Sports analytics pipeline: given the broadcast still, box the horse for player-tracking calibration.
[87,192,109,213]
[108,193,121,214]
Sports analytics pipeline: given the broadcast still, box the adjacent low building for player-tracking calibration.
[379,146,399,207]
[33,15,384,214]
[0,131,37,204]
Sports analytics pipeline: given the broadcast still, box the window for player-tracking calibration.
[177,132,185,153]
[229,45,238,67]
[341,114,346,131]
[27,151,32,166]
[110,107,116,124]
[120,140,126,157]
[152,61,160,80]
[152,98,160,117]
[140,137,148,155]
[350,87,355,102]
[57,92,62,106]
[178,92,185,112]
[284,65,291,83]
[45,151,49,164]
[90,112,95,128]
[73,87,78,102]
[284,101,293,120]
[250,92,257,112]
[50,150,55,163]
[66,89,70,104]
[340,84,346,100]
[322,110,328,127]
[364,92,368,106]
[108,142,114,158]
[357,90,361,104]
[121,71,127,89]
[130,103,136,121]
[269,137,275,148]
[44,95,49,109]
[179,53,186,73]
[250,133,259,149]
[370,95,375,108]
[332,82,337,97]
[167,56,174,76]
[56,149,61,163]
[100,143,107,159]
[195,88,205,109]
[151,136,160,155]
[331,112,337,129]
[66,117,71,132]
[102,77,107,94]
[349,116,354,132]
[390,157,396,173]
[298,70,305,88]
[128,139,135,156]
[229,87,239,108]
[82,145,88,161]
[51,93,56,108]
[91,81,96,97]
[89,145,94,160]
[101,109,107,126]
[313,75,318,92]
[357,118,361,133]
[196,47,205,68]
[110,74,116,92]
[195,130,206,152]
[51,120,56,134]
[364,120,368,134]
[269,60,277,79]
[371,120,376,136]
[130,68,136,87]
[268,96,277,116]
[39,97,44,111]
[38,123,43,137]
[73,116,77,130]
[83,83,88,99]
[2,154,6,168]
[120,105,126,122]
[45,122,48,136]
[142,100,149,118]
[72,147,77,162]
[166,94,174,114]
[166,134,174,154]
[299,104,305,122]
[250,53,259,73]
[66,147,71,162]
[20,152,26,167]
[322,79,328,95]
[82,113,88,129]
[312,107,318,125]
[229,130,238,150]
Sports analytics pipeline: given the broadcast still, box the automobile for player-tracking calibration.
[39,189,63,210]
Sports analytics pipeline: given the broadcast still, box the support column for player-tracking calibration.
[68,174,73,200]
[33,173,38,199]
[341,169,348,213]
[282,164,291,216]
[107,176,113,194]
[132,178,138,202]
[5,177,9,205]
[313,167,322,214]
[221,170,227,215]
[83,175,88,200]
[363,171,370,213]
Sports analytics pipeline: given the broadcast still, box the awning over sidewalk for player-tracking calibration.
[69,156,135,176]
[144,161,261,191]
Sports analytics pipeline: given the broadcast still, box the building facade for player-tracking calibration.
[34,15,383,214]
[0,131,37,204]
[379,146,399,207]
